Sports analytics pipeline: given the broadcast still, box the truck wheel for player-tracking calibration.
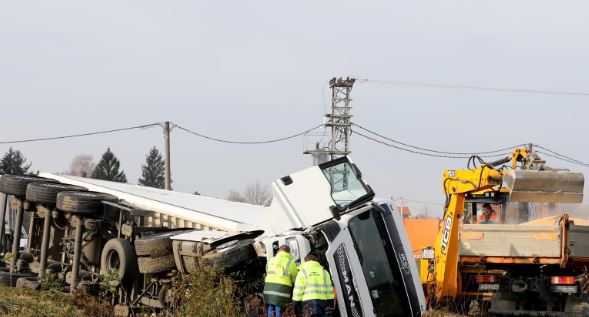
[15,276,41,290]
[134,230,193,257]
[0,175,52,197]
[57,191,118,215]
[100,238,138,288]
[137,255,176,274]
[0,271,36,287]
[201,239,257,270]
[565,296,589,314]
[26,183,87,205]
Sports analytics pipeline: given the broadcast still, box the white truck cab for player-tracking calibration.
[259,157,426,316]
[168,156,425,316]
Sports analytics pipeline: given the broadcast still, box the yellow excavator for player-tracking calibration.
[420,144,586,315]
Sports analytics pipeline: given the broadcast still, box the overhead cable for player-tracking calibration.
[353,123,523,156]
[174,123,324,144]
[351,129,511,159]
[394,197,444,206]
[536,151,589,168]
[358,79,589,97]
[0,122,162,145]
[533,145,589,167]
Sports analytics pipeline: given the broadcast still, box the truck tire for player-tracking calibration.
[134,230,193,257]
[565,297,589,314]
[15,276,41,290]
[100,238,138,288]
[201,239,256,270]
[26,183,87,205]
[57,191,118,215]
[0,175,53,197]
[0,271,36,287]
[137,255,176,274]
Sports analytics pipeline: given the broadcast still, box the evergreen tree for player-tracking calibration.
[0,147,31,175]
[91,147,127,183]
[138,146,167,189]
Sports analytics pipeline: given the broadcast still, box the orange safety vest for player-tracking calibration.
[477,211,497,224]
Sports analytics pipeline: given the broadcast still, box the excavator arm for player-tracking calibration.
[422,145,585,304]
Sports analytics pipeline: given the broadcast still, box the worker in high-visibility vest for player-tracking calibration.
[292,253,335,317]
[264,245,299,317]
[478,203,497,224]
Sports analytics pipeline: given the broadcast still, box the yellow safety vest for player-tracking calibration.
[292,260,334,302]
[264,251,298,305]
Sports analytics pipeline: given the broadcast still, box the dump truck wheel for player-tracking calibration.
[201,239,256,270]
[15,276,41,290]
[134,230,193,257]
[100,238,137,288]
[57,191,117,215]
[565,296,589,314]
[0,175,53,197]
[0,271,36,287]
[137,254,176,274]
[26,183,87,205]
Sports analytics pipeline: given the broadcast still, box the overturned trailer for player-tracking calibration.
[0,157,426,316]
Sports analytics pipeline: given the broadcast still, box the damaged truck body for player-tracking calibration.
[0,156,425,316]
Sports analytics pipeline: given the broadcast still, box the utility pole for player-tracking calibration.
[163,121,171,190]
[303,77,355,165]
[326,77,355,161]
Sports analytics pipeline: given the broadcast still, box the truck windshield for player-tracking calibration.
[348,209,411,316]
[321,160,370,208]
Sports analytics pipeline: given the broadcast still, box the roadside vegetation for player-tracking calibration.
[0,267,262,317]
[0,286,81,317]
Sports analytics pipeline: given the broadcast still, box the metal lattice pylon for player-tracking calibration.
[326,77,355,161]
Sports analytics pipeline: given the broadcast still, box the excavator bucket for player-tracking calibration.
[503,170,585,203]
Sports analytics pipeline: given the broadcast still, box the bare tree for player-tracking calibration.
[67,154,96,177]
[227,182,272,206]
[227,190,246,203]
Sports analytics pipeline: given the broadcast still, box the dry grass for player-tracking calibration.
[424,309,468,317]
[0,286,81,317]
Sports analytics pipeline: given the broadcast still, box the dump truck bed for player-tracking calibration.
[459,216,589,264]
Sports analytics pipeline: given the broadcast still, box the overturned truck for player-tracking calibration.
[0,157,425,316]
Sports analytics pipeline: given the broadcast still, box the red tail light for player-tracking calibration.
[551,276,575,285]
[476,275,498,283]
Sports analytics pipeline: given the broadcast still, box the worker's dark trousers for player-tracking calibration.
[295,303,329,317]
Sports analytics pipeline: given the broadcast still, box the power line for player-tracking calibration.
[0,122,162,145]
[352,128,512,159]
[354,128,589,167]
[536,151,589,168]
[174,123,325,144]
[353,123,524,155]
[358,78,589,97]
[533,145,589,167]
[394,197,444,206]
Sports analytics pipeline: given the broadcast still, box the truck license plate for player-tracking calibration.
[479,283,500,291]
[421,249,434,259]
[551,285,578,294]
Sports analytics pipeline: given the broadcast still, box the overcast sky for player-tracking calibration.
[1,1,588,217]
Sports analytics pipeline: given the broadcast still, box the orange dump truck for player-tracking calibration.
[402,218,441,258]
